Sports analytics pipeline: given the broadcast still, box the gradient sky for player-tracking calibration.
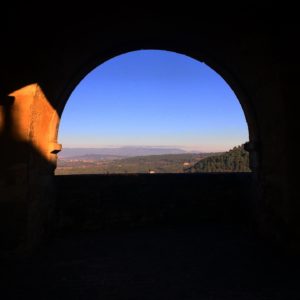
[58,50,248,152]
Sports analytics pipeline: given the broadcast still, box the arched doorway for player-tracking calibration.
[47,49,256,232]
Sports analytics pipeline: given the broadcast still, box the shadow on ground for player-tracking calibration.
[2,222,300,300]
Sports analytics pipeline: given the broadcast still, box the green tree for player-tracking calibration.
[187,143,250,173]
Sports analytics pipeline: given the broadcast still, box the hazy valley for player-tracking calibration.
[55,145,250,175]
[56,149,210,175]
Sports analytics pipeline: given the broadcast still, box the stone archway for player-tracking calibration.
[0,17,291,255]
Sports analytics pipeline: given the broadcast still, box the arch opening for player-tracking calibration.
[55,50,253,175]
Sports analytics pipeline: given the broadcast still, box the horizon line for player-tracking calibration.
[59,144,243,152]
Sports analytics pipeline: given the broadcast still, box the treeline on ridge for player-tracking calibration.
[186,144,250,173]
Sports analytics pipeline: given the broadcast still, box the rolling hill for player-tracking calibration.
[186,144,250,173]
[58,146,186,158]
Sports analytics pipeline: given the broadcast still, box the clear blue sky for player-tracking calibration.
[58,50,248,152]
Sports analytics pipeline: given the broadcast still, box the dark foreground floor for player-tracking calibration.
[2,223,300,300]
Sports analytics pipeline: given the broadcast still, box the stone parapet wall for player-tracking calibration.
[54,173,254,232]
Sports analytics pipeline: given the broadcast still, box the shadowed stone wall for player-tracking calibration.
[54,173,254,232]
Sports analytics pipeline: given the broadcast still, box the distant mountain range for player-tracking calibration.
[58,146,187,159]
